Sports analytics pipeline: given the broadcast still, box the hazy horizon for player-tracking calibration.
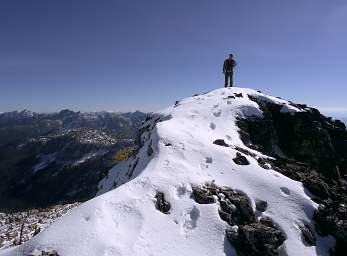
[1,103,347,126]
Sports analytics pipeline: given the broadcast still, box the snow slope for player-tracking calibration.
[1,87,335,256]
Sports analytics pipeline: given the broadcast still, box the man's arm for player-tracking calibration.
[232,60,237,67]
[223,60,226,74]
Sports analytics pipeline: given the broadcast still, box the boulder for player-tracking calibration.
[213,139,229,147]
[299,224,316,246]
[233,152,250,165]
[226,220,286,256]
[255,200,268,212]
[155,192,171,214]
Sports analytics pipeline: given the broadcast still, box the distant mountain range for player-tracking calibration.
[0,109,148,211]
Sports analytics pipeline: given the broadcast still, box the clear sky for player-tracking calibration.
[0,0,346,113]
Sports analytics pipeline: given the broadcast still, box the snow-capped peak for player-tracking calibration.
[2,87,335,256]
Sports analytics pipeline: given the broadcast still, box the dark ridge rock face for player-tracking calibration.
[237,96,347,255]
[313,202,347,255]
[192,183,285,255]
[147,140,154,156]
[213,139,229,147]
[233,152,250,165]
[155,192,171,214]
[242,96,346,178]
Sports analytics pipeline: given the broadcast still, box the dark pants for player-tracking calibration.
[224,71,233,87]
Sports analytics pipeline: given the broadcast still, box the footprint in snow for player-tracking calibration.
[227,101,232,104]
[226,135,232,141]
[83,215,90,222]
[213,104,219,108]
[176,184,189,198]
[280,187,291,196]
[182,206,200,234]
[210,122,216,130]
[205,157,213,164]
[213,111,222,117]
[273,172,280,177]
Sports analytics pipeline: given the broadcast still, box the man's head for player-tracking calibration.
[229,54,234,59]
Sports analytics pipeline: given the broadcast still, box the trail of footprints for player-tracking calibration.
[158,94,292,237]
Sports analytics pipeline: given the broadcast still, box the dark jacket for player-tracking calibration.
[223,58,237,73]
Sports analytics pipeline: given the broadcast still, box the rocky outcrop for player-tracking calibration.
[213,139,229,147]
[233,152,250,165]
[313,202,347,255]
[192,183,286,255]
[299,224,316,246]
[236,96,347,255]
[255,200,268,212]
[226,218,286,256]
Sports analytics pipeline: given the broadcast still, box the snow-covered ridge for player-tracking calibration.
[1,87,335,256]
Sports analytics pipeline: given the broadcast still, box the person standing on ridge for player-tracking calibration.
[223,54,237,87]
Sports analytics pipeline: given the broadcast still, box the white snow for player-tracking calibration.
[2,87,335,256]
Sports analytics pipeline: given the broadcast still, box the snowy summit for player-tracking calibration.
[2,87,336,256]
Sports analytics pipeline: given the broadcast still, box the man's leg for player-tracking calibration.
[224,73,228,87]
[230,72,233,87]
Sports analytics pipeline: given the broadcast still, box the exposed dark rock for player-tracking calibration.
[219,193,255,225]
[302,174,330,199]
[237,128,251,145]
[192,183,285,255]
[226,218,286,256]
[127,157,139,178]
[41,251,60,256]
[213,139,229,147]
[147,140,154,156]
[28,250,60,256]
[155,192,171,214]
[313,202,347,255]
[299,224,316,246]
[255,200,268,212]
[233,152,250,165]
[234,146,257,158]
[192,183,255,224]
[237,95,347,254]
[257,157,270,169]
[234,93,243,98]
[240,97,347,179]
[192,186,216,204]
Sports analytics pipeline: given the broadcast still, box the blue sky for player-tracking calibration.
[0,0,347,114]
